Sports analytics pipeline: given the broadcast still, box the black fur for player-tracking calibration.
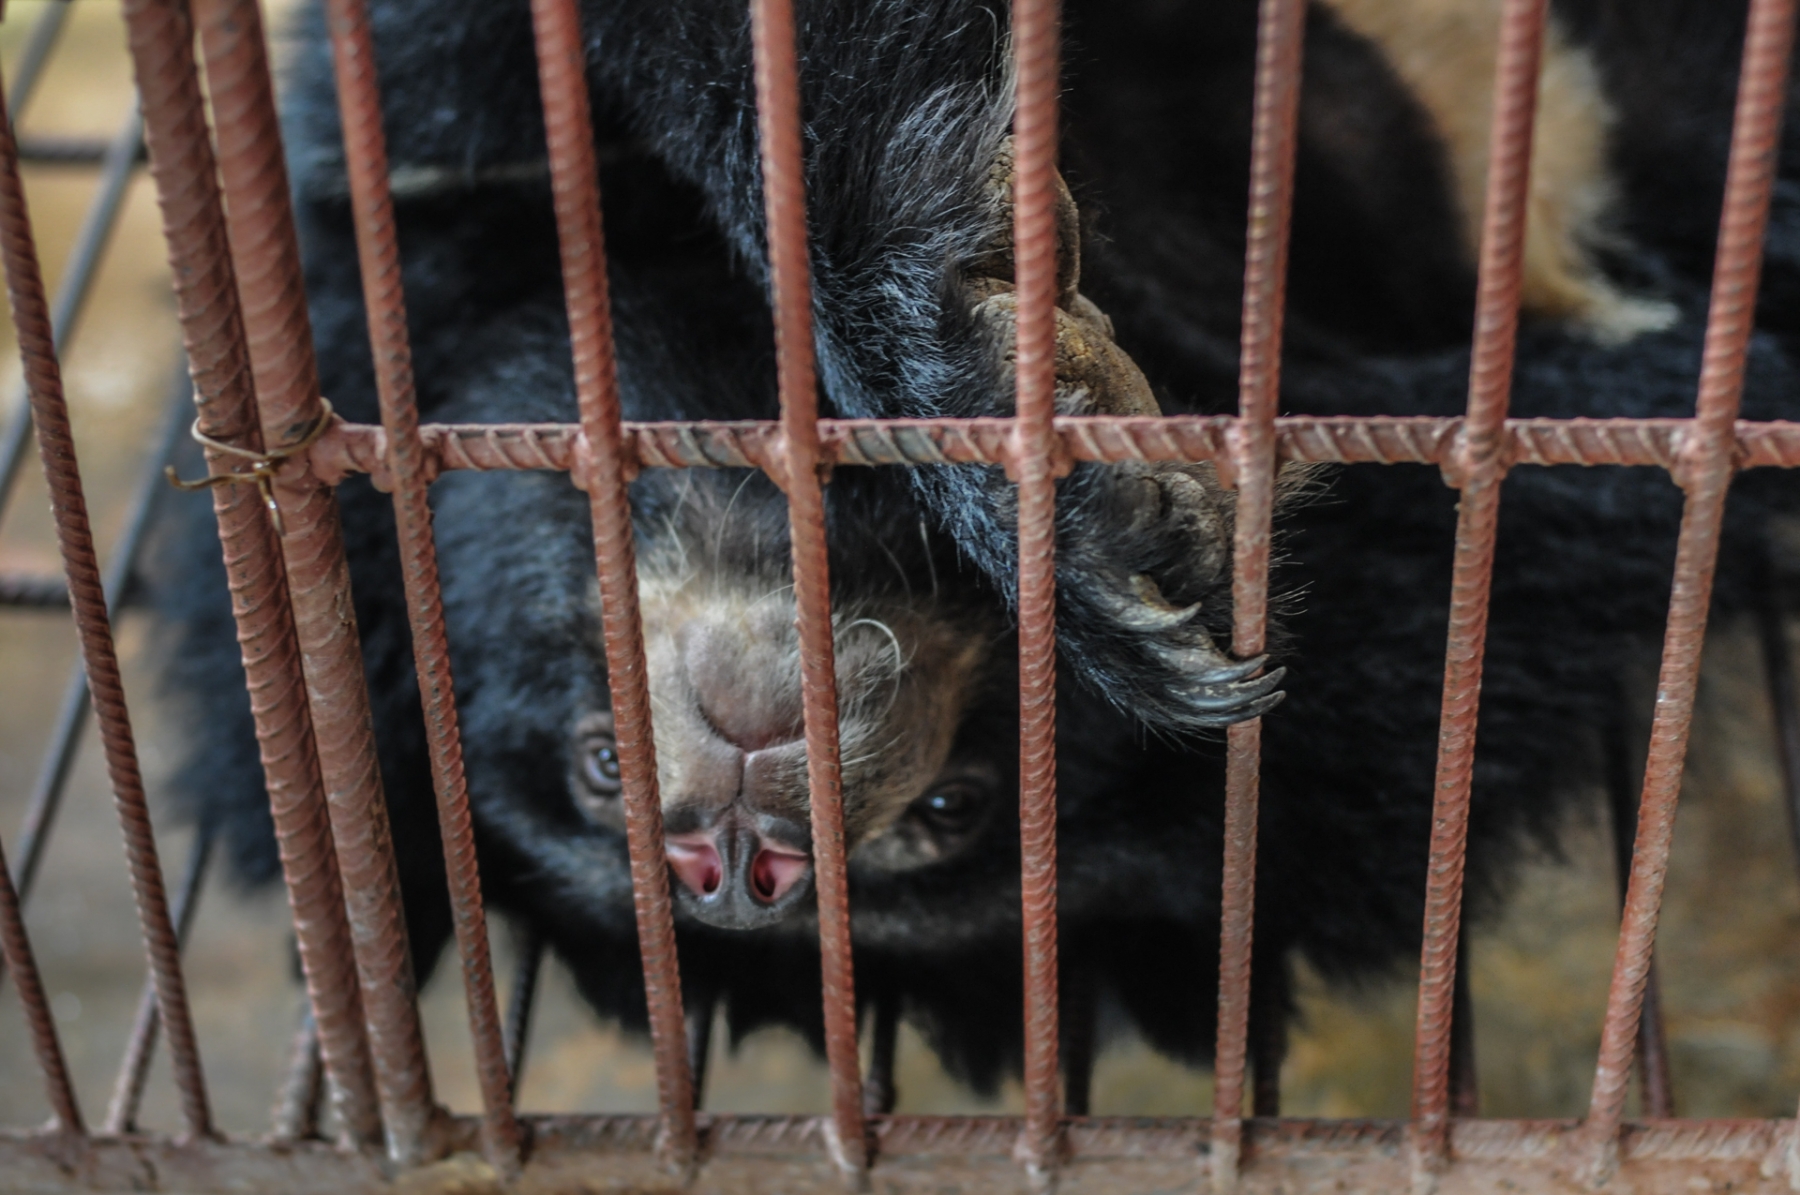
[149,0,1800,1098]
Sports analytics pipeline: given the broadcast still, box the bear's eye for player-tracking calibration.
[914,780,985,835]
[580,736,623,797]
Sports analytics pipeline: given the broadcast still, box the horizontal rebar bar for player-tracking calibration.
[0,570,65,606]
[312,414,1800,482]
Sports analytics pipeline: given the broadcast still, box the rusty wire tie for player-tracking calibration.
[164,397,335,537]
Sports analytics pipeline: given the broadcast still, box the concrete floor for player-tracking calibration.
[3,0,1800,1141]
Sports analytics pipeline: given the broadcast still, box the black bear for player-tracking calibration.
[150,0,1800,1106]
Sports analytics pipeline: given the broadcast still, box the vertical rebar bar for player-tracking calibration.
[1449,940,1479,1117]
[4,0,71,127]
[1407,0,1547,1180]
[1009,0,1063,1179]
[0,63,211,1141]
[9,359,179,927]
[1604,702,1674,1117]
[864,992,900,1117]
[189,0,441,1162]
[103,830,213,1134]
[316,0,521,1168]
[747,0,868,1173]
[270,1007,323,1142]
[119,0,385,1151]
[1756,556,1800,885]
[0,831,82,1134]
[1585,0,1796,1173]
[687,989,716,1113]
[527,0,697,1168]
[504,926,544,1100]
[1212,0,1305,1186]
[0,107,141,572]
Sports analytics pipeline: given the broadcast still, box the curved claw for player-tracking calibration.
[1190,652,1270,687]
[1171,664,1286,713]
[1184,686,1286,729]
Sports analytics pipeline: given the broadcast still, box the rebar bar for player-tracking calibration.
[1584,0,1797,1177]
[1009,0,1064,1179]
[503,927,544,1101]
[0,831,81,1135]
[1408,0,1548,1179]
[7,371,183,925]
[120,0,384,1150]
[0,63,210,1141]
[1212,0,1305,1185]
[103,829,213,1134]
[4,0,71,127]
[315,0,521,1168]
[747,0,868,1173]
[270,1007,323,1142]
[0,107,142,533]
[527,0,697,1167]
[1604,698,1675,1118]
[0,570,64,605]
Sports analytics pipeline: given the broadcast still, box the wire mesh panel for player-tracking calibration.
[0,0,1799,1190]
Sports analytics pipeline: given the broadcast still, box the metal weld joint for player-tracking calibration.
[1439,418,1512,492]
[573,430,639,490]
[1002,424,1073,485]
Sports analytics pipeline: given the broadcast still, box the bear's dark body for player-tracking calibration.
[151,0,1800,1096]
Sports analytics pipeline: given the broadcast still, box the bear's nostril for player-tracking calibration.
[750,847,809,903]
[667,837,723,897]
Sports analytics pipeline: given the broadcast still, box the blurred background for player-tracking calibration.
[2,0,1800,1138]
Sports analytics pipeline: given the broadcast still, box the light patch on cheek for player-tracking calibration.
[835,611,991,849]
[1318,0,1676,343]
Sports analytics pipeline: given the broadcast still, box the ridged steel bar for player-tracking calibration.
[0,570,63,605]
[1603,706,1674,1118]
[503,927,545,1099]
[687,990,716,1112]
[1449,946,1479,1117]
[1009,0,1062,1178]
[312,414,1800,483]
[527,0,697,1167]
[6,1115,1800,1191]
[7,370,183,932]
[1585,0,1797,1174]
[748,0,867,1173]
[270,1007,323,1142]
[1409,0,1547,1177]
[1212,0,1304,1185]
[320,0,521,1168]
[103,830,213,1135]
[0,834,82,1134]
[191,0,438,1161]
[0,63,211,1141]
[11,136,134,166]
[4,0,71,128]
[865,992,900,1117]
[120,0,383,1151]
[0,107,142,539]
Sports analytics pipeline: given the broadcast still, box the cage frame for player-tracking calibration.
[0,0,1797,1189]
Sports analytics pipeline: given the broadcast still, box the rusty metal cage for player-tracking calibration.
[1,0,1799,1189]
